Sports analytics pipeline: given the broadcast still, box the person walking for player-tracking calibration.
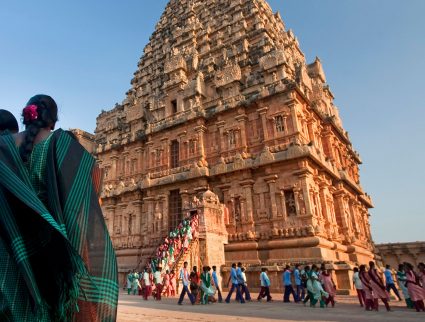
[127,270,134,295]
[321,269,336,307]
[154,267,163,300]
[178,262,195,305]
[294,264,305,301]
[283,265,298,303]
[396,264,414,308]
[225,263,245,303]
[212,266,223,302]
[359,265,375,311]
[384,265,402,301]
[405,262,425,312]
[368,261,391,311]
[238,263,252,301]
[257,268,272,302]
[302,266,311,306]
[353,267,366,307]
[306,265,328,308]
[143,268,153,300]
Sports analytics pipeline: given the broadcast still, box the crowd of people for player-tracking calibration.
[0,99,118,321]
[148,212,199,273]
[125,259,425,314]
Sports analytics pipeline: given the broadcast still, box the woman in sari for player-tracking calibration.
[397,264,414,308]
[0,95,118,321]
[306,265,328,308]
[418,263,425,289]
[405,262,425,312]
[163,270,171,297]
[321,269,336,307]
[368,261,390,311]
[359,265,374,311]
[200,266,215,304]
[169,269,177,296]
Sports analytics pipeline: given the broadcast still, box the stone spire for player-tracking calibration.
[97,0,336,141]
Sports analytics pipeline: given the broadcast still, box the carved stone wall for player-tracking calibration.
[94,0,376,288]
[377,242,425,268]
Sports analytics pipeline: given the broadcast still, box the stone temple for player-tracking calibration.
[94,0,375,292]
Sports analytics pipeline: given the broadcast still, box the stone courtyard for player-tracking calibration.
[117,293,424,322]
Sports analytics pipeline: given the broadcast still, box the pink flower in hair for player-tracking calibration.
[23,105,38,122]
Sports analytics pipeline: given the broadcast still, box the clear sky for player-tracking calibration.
[1,0,424,243]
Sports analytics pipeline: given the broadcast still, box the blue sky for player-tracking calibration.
[0,0,424,243]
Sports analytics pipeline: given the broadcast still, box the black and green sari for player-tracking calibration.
[0,129,118,321]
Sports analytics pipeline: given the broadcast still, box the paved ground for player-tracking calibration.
[118,292,424,322]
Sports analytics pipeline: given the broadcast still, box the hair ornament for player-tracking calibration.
[23,105,39,122]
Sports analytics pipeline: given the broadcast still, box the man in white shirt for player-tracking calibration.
[143,268,152,300]
[352,267,365,307]
[178,261,195,305]
[154,267,163,300]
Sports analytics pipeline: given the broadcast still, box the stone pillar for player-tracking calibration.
[132,201,143,235]
[105,205,116,236]
[283,115,289,135]
[293,188,301,215]
[144,197,155,234]
[299,175,314,216]
[135,147,144,173]
[279,189,287,218]
[180,190,190,211]
[146,141,153,170]
[235,113,248,151]
[111,155,119,179]
[335,193,349,234]
[288,101,300,134]
[216,121,225,154]
[195,125,207,161]
[258,107,269,141]
[240,180,254,222]
[265,175,278,219]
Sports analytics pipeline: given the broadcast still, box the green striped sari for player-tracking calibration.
[0,129,118,321]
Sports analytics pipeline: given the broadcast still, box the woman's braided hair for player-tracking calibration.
[19,94,58,162]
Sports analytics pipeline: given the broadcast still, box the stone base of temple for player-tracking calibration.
[221,236,375,294]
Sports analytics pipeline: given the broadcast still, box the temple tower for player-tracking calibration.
[95,0,375,293]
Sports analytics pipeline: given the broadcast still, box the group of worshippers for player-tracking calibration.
[126,267,178,300]
[0,99,118,321]
[178,262,228,305]
[353,261,425,312]
[149,213,199,273]
[258,264,336,308]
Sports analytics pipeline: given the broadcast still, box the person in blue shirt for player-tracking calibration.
[384,265,402,301]
[257,267,272,302]
[178,261,195,305]
[237,262,252,301]
[283,265,298,302]
[294,264,305,301]
[212,265,223,303]
[225,263,245,303]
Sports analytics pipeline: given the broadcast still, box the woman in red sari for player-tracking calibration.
[405,262,425,312]
[368,261,391,311]
[359,265,374,311]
